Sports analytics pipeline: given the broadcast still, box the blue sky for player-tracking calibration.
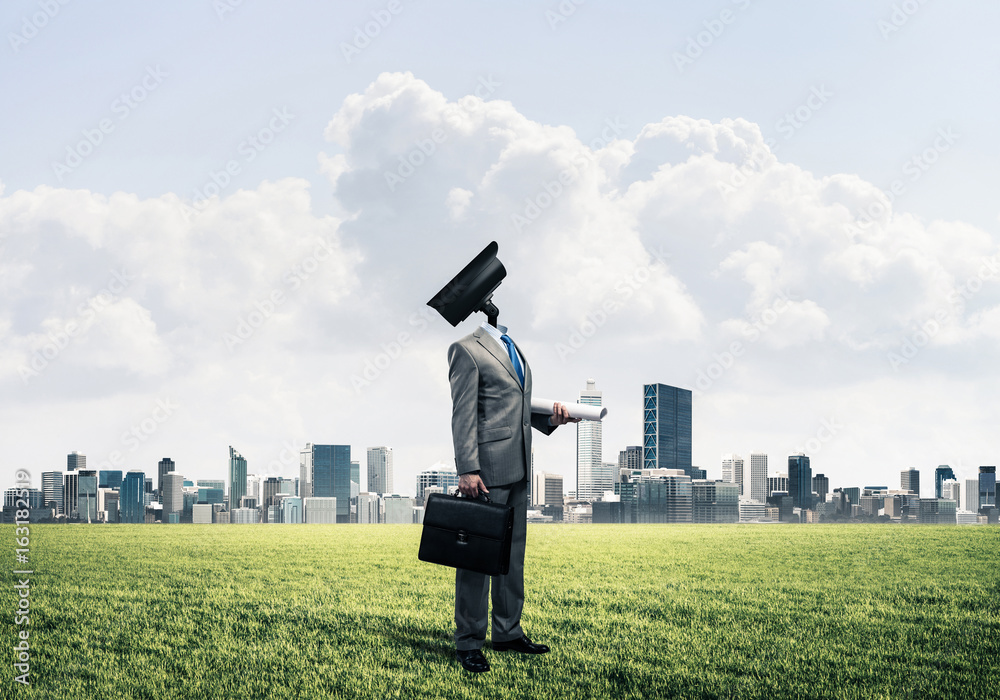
[2,0,998,499]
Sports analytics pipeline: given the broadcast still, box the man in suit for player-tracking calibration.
[448,318,578,673]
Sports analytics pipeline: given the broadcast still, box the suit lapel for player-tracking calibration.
[474,326,526,392]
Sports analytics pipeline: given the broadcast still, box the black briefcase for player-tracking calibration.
[418,492,514,576]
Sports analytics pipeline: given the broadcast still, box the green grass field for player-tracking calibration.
[2,524,997,699]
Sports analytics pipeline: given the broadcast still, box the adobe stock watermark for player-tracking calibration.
[546,0,586,30]
[223,236,337,352]
[845,127,958,237]
[693,289,794,393]
[717,84,833,199]
[7,0,72,53]
[17,268,135,384]
[792,417,845,456]
[94,398,181,472]
[341,0,407,63]
[181,107,294,220]
[51,65,167,182]
[878,0,931,39]
[511,117,625,233]
[672,0,753,73]
[887,254,1000,371]
[384,75,502,192]
[212,0,247,20]
[555,245,669,362]
[351,306,438,394]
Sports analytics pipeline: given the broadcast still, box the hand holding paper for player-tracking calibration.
[531,397,608,422]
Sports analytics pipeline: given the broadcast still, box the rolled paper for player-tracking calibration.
[531,398,608,422]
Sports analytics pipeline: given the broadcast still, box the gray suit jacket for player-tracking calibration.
[448,326,556,486]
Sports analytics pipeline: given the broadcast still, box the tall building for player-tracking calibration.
[979,466,997,512]
[228,448,247,511]
[282,497,303,524]
[767,473,788,498]
[98,470,123,489]
[262,477,282,511]
[367,447,394,495]
[788,454,812,509]
[617,446,642,470]
[77,470,98,522]
[299,445,313,499]
[934,466,956,499]
[941,479,961,508]
[157,457,175,497]
[162,472,184,520]
[964,478,980,513]
[900,468,920,496]
[812,473,830,504]
[310,445,352,523]
[531,471,564,507]
[350,460,360,491]
[357,492,381,523]
[67,451,86,472]
[721,454,744,496]
[642,383,693,476]
[120,471,145,524]
[576,379,604,501]
[416,464,460,504]
[748,452,767,503]
[63,472,79,518]
[42,471,64,515]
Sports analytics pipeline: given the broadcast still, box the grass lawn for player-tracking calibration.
[2,523,997,699]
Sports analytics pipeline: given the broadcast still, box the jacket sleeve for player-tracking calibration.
[531,411,557,436]
[448,341,481,475]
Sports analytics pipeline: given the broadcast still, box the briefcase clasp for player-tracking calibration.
[457,529,469,544]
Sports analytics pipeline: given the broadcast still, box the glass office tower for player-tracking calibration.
[642,383,692,476]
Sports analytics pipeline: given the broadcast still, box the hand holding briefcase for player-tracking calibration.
[418,491,514,576]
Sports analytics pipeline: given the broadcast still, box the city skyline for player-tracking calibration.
[2,3,999,506]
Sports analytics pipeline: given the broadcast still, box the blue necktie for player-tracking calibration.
[500,334,524,386]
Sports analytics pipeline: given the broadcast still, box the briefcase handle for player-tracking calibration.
[451,487,492,504]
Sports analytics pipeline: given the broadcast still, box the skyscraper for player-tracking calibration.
[367,447,393,495]
[67,451,86,472]
[617,446,642,470]
[63,472,79,518]
[228,448,247,511]
[77,470,98,522]
[788,454,812,509]
[312,445,352,523]
[576,379,604,501]
[42,471,64,515]
[748,452,767,503]
[299,444,313,499]
[721,454,744,496]
[964,478,980,513]
[99,470,123,489]
[979,466,997,513]
[416,464,460,504]
[531,472,564,508]
[642,383,692,476]
[120,471,146,524]
[934,465,956,499]
[901,469,920,496]
[163,472,184,520]
[158,457,175,496]
[812,473,830,504]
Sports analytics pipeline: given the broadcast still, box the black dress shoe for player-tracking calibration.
[492,635,549,654]
[456,649,490,673]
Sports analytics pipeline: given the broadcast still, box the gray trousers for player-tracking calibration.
[454,477,528,651]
